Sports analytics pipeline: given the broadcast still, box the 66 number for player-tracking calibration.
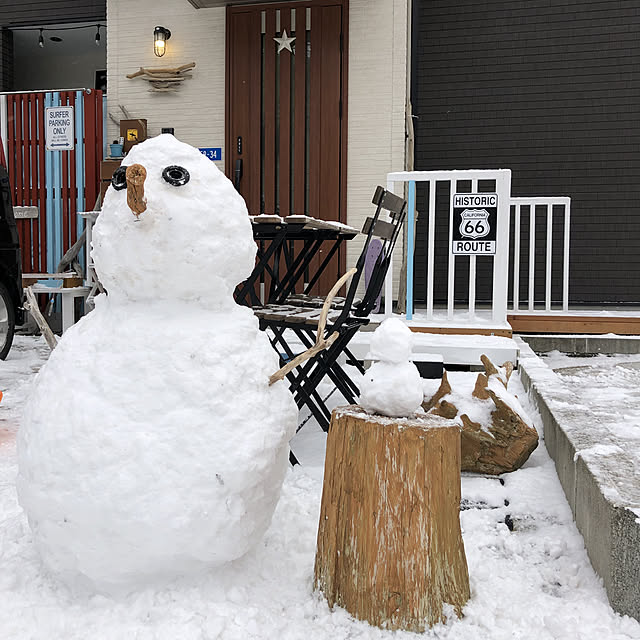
[464,220,488,236]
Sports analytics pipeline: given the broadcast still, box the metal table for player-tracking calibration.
[235,215,359,307]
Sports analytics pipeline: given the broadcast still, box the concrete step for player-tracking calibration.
[349,330,519,367]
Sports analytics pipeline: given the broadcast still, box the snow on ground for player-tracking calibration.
[1,336,639,639]
[541,350,640,477]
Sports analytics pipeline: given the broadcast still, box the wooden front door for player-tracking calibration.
[226,1,348,286]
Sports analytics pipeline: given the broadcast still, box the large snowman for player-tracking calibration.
[17,134,298,594]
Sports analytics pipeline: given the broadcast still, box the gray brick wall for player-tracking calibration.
[412,0,640,305]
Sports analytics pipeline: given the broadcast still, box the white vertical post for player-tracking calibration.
[0,95,7,165]
[528,205,536,311]
[384,178,396,316]
[512,204,521,312]
[468,179,478,320]
[61,293,74,333]
[563,201,570,312]
[545,204,552,311]
[426,180,436,321]
[405,180,416,321]
[447,180,456,320]
[492,170,511,323]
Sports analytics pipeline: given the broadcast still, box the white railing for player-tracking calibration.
[510,197,571,313]
[386,169,512,324]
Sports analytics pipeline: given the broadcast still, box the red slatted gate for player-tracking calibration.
[2,89,103,274]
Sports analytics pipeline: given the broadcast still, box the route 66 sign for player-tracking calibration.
[451,193,497,255]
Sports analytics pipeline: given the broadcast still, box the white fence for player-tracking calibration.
[385,171,571,323]
[386,169,512,324]
[510,197,571,313]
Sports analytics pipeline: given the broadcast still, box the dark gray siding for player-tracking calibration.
[0,28,12,91]
[0,1,105,27]
[413,0,640,305]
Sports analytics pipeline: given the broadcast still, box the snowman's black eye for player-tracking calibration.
[111,166,127,191]
[162,165,190,187]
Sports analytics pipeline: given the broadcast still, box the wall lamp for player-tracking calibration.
[154,26,171,57]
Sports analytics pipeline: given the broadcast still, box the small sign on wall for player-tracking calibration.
[451,193,497,255]
[45,106,74,151]
[13,206,39,219]
[199,147,222,161]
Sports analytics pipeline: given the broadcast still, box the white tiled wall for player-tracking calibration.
[106,1,226,166]
[347,0,408,297]
[107,0,408,297]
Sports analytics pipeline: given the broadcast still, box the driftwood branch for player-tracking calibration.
[24,287,58,351]
[56,227,87,275]
[127,62,196,93]
[109,105,133,126]
[126,62,196,79]
[268,267,357,386]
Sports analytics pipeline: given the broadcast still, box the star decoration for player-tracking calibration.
[274,29,296,54]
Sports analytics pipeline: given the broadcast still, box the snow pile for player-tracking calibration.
[17,135,297,594]
[423,368,535,434]
[2,341,640,638]
[359,318,423,417]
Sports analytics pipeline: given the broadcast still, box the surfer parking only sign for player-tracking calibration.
[45,106,74,151]
[451,193,497,255]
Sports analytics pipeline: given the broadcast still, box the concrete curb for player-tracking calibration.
[516,337,640,621]
[523,334,640,355]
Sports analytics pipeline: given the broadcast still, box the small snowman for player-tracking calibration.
[17,135,297,594]
[359,318,424,418]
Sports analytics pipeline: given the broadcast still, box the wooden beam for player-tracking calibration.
[507,315,640,336]
[409,326,513,338]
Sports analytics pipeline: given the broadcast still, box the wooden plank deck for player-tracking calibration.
[409,325,512,338]
[394,308,640,337]
[508,314,640,335]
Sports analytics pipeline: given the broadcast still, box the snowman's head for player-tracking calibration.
[92,134,256,307]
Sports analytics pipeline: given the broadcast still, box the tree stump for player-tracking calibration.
[314,406,470,632]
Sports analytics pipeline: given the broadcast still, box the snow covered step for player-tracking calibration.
[348,331,519,367]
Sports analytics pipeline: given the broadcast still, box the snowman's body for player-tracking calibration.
[17,135,297,593]
[359,318,424,418]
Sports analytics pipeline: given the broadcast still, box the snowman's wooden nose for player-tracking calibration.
[126,163,147,217]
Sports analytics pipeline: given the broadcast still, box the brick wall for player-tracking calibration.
[106,0,409,297]
[413,0,640,305]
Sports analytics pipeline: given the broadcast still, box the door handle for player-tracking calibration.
[234,158,243,191]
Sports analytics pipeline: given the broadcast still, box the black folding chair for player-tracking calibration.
[254,186,407,452]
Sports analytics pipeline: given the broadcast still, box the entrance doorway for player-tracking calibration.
[226,1,346,222]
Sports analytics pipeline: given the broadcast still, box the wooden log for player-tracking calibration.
[314,406,470,632]
[24,286,58,351]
